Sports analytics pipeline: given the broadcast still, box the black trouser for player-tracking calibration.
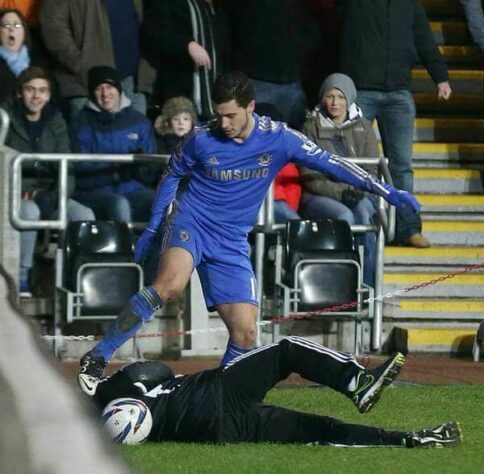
[219,336,406,446]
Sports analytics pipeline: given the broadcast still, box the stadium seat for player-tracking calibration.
[55,221,143,322]
[272,219,372,354]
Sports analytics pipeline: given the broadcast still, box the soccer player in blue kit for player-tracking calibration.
[78,71,420,396]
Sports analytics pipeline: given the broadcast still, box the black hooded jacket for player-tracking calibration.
[338,0,449,91]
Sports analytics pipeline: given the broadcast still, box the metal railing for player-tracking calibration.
[9,152,394,351]
[0,107,9,146]
[10,153,170,230]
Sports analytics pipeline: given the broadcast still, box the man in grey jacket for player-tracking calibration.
[39,0,155,120]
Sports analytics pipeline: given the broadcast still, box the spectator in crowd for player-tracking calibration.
[301,0,339,107]
[274,164,302,223]
[39,0,155,120]
[140,95,199,284]
[337,0,452,248]
[220,0,319,129]
[0,8,46,103]
[2,66,94,295]
[142,0,229,121]
[0,1,51,66]
[460,0,484,51]
[300,73,378,287]
[70,65,157,223]
[254,102,301,223]
[154,96,197,157]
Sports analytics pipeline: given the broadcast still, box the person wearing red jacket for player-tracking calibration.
[274,163,301,223]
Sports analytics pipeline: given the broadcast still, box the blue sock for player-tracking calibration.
[220,340,251,367]
[92,287,163,361]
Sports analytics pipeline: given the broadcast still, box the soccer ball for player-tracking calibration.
[102,398,153,445]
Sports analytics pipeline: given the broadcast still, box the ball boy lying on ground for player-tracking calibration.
[90,336,461,448]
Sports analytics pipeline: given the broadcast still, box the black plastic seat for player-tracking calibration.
[56,221,143,320]
[273,219,369,354]
[62,221,135,289]
[285,218,354,254]
[283,219,360,311]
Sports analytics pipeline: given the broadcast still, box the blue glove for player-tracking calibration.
[385,186,421,213]
[134,228,157,264]
[367,176,420,214]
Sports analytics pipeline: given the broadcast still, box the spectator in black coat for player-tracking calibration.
[142,0,229,121]
[219,0,319,129]
[337,0,451,247]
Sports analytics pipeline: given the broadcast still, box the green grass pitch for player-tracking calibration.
[121,384,484,473]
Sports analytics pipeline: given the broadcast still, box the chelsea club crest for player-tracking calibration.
[257,153,272,167]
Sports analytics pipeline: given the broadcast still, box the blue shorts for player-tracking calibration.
[164,212,258,311]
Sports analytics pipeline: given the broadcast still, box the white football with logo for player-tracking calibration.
[102,398,153,445]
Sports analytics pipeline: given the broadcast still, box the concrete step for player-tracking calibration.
[417,194,484,213]
[422,213,484,221]
[413,117,484,142]
[411,143,484,167]
[393,325,477,354]
[385,298,484,321]
[421,0,463,17]
[413,168,483,193]
[376,117,484,142]
[422,220,484,245]
[430,20,468,45]
[437,45,481,65]
[383,270,484,298]
[412,69,484,94]
[414,92,484,114]
[384,246,484,265]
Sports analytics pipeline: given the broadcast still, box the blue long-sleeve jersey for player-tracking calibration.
[148,114,391,237]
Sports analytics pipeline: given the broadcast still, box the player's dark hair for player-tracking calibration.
[212,71,255,108]
[16,66,52,93]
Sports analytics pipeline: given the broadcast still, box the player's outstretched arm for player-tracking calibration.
[366,174,420,213]
[285,128,420,214]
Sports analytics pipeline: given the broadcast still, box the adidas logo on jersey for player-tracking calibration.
[207,156,219,165]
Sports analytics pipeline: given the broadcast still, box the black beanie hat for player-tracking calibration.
[87,65,122,101]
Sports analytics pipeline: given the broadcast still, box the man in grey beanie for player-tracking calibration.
[319,73,357,110]
[301,73,379,286]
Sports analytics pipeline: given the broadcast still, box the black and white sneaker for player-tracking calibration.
[78,352,107,396]
[351,352,406,413]
[405,421,462,448]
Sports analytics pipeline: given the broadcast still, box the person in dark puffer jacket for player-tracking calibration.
[70,65,157,223]
[219,0,319,130]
